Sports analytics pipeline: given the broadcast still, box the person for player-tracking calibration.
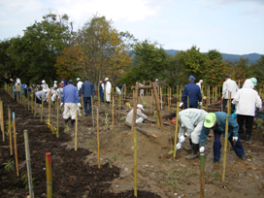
[199,112,246,163]
[232,79,262,143]
[35,89,48,106]
[22,83,28,97]
[14,79,22,100]
[61,80,80,126]
[51,83,64,102]
[175,109,208,159]
[155,79,159,87]
[115,84,126,96]
[196,79,203,94]
[62,79,67,86]
[99,79,104,101]
[41,80,49,90]
[81,78,96,116]
[250,77,257,87]
[180,75,202,109]
[53,80,58,89]
[76,78,83,95]
[126,104,148,124]
[105,77,112,104]
[222,75,238,112]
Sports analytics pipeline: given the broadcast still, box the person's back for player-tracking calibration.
[223,78,238,99]
[77,81,83,91]
[15,81,22,92]
[182,82,201,108]
[82,81,95,97]
[62,84,79,103]
[234,79,262,116]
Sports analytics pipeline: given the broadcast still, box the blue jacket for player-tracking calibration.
[199,111,239,146]
[81,81,96,97]
[61,84,80,103]
[181,82,202,108]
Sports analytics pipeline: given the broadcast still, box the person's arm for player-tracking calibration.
[61,88,64,102]
[75,88,80,102]
[232,91,240,105]
[180,116,194,136]
[178,124,185,138]
[199,125,210,147]
[92,84,96,96]
[137,110,148,119]
[255,94,262,109]
[229,115,239,137]
[102,84,104,90]
[222,82,227,98]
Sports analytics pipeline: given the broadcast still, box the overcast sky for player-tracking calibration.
[0,0,264,54]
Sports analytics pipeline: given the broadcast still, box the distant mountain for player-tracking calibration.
[165,50,263,64]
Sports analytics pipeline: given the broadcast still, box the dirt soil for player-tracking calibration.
[1,90,264,198]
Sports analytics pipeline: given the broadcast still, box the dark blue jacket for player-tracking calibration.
[199,111,239,146]
[181,82,202,108]
[81,81,96,97]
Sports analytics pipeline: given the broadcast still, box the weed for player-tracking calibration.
[125,102,132,109]
[112,154,117,161]
[154,110,159,124]
[5,121,13,131]
[256,118,263,129]
[105,113,109,127]
[209,171,220,178]
[20,171,39,191]
[119,116,126,122]
[108,161,112,168]
[3,160,14,171]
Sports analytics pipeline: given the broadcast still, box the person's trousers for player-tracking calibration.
[213,130,244,161]
[237,115,254,136]
[190,121,203,144]
[83,97,91,115]
[222,99,235,113]
[63,103,76,120]
[100,92,104,101]
[136,117,144,123]
[115,87,121,96]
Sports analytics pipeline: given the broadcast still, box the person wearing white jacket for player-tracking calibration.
[222,75,238,112]
[105,77,112,104]
[232,79,262,143]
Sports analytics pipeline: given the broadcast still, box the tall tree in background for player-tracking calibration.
[250,55,264,87]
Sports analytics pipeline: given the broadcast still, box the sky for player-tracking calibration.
[0,0,264,55]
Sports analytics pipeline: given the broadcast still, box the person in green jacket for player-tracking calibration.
[199,112,246,163]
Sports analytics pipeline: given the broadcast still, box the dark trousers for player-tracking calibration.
[237,115,254,136]
[14,91,21,100]
[222,99,235,113]
[213,130,244,161]
[84,97,91,115]
[100,92,104,101]
[33,94,42,104]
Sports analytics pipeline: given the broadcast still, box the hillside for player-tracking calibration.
[165,50,263,64]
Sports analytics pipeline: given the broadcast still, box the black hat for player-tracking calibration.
[224,75,230,78]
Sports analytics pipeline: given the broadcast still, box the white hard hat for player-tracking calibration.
[104,77,109,81]
[137,104,145,111]
[41,80,45,84]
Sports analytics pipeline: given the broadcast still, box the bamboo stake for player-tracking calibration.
[173,102,180,158]
[1,101,4,141]
[8,107,13,155]
[48,95,51,122]
[160,87,163,110]
[228,91,231,151]
[12,112,19,176]
[31,92,34,113]
[222,115,229,182]
[112,96,114,130]
[34,95,36,117]
[98,87,100,107]
[91,97,94,127]
[200,153,205,198]
[24,130,34,198]
[96,109,100,169]
[81,96,85,121]
[45,153,52,198]
[187,95,189,108]
[167,88,170,113]
[75,103,78,151]
[41,95,44,122]
[131,83,139,132]
[56,89,60,138]
[208,86,210,105]
[133,128,138,197]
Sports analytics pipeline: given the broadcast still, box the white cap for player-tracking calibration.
[104,77,109,81]
[54,80,57,83]
[137,104,145,111]
[156,79,158,81]
[200,79,203,83]
[17,79,21,84]
[41,80,45,83]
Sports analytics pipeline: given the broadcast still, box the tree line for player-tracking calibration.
[0,13,263,89]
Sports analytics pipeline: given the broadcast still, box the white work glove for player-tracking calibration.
[60,102,63,107]
[179,135,186,143]
[179,102,183,108]
[200,146,205,153]
[184,133,190,137]
[77,103,81,107]
[199,102,202,106]
[233,136,238,141]
[176,143,182,150]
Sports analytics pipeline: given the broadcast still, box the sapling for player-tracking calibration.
[3,160,14,171]
[105,113,109,127]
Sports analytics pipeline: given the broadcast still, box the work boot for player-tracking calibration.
[245,134,252,144]
[184,139,192,151]
[239,133,245,143]
[64,119,69,126]
[71,120,75,127]
[239,155,246,160]
[185,144,200,160]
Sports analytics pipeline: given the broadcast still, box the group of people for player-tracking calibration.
[166,75,262,163]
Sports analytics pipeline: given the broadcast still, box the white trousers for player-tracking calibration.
[190,121,203,144]
[136,117,144,123]
[63,103,77,120]
[115,87,121,96]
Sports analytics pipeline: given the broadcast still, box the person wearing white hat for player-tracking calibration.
[196,79,203,94]
[53,80,58,89]
[125,104,148,124]
[76,78,83,95]
[41,80,49,91]
[104,77,112,104]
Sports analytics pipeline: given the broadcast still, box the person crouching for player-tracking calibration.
[126,104,148,124]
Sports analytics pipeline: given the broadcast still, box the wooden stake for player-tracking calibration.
[133,128,138,197]
[12,112,19,176]
[75,103,78,151]
[96,109,100,169]
[48,95,51,122]
[187,95,189,108]
[173,102,179,158]
[8,107,13,156]
[24,130,34,198]
[45,153,52,198]
[56,92,60,138]
[200,153,205,198]
[167,88,170,113]
[41,95,44,123]
[160,87,163,110]
[31,92,34,113]
[152,83,163,129]
[222,115,229,182]
[0,101,4,141]
[34,95,36,117]
[112,96,114,130]
[91,97,94,127]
